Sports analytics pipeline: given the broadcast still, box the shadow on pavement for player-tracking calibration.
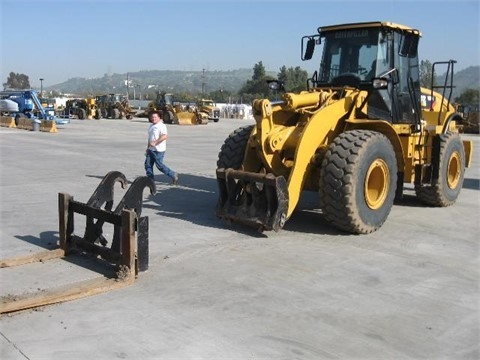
[144,173,345,236]
[463,177,480,190]
[15,231,60,250]
[18,171,473,248]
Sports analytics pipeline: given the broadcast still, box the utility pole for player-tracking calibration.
[126,73,129,99]
[201,68,206,95]
[136,85,141,100]
[39,78,44,98]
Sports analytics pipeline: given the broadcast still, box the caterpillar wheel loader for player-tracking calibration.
[64,98,96,119]
[94,94,135,119]
[456,103,479,134]
[197,98,221,122]
[142,92,208,125]
[216,21,473,234]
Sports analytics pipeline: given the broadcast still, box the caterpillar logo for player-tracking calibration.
[335,29,369,38]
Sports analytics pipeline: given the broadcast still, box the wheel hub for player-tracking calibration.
[365,159,389,210]
[447,151,461,189]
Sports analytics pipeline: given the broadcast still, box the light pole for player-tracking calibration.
[39,78,44,98]
[136,85,141,100]
[126,73,129,99]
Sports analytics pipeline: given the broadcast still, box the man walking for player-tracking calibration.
[145,110,179,185]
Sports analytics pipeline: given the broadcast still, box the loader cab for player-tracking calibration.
[157,93,174,108]
[307,22,421,124]
[109,94,125,104]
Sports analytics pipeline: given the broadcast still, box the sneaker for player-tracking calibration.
[172,174,179,185]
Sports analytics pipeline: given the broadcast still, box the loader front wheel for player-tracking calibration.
[415,132,465,206]
[320,130,397,234]
[217,125,254,169]
[77,108,86,120]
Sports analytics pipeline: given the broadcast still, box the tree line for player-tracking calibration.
[3,61,479,105]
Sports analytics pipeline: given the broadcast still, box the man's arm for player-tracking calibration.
[150,133,167,147]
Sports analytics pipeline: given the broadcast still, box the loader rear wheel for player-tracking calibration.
[164,111,174,124]
[320,130,397,234]
[217,125,254,169]
[415,132,465,206]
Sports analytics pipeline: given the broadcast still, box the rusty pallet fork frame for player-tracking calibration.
[0,171,155,314]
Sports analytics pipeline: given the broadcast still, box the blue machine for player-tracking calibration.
[0,90,69,125]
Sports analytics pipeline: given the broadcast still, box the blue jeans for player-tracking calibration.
[144,149,176,181]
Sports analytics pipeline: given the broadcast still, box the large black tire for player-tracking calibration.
[111,109,120,119]
[319,130,397,234]
[77,108,86,120]
[95,109,101,119]
[415,132,465,206]
[164,111,174,124]
[217,125,254,169]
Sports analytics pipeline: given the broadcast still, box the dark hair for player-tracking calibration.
[148,110,163,122]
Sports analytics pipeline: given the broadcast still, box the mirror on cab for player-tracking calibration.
[302,35,320,61]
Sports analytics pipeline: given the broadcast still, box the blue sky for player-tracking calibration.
[1,0,479,88]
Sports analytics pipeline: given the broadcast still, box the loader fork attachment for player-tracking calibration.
[78,171,155,272]
[110,176,156,256]
[216,168,289,232]
[0,171,155,314]
[83,171,128,246]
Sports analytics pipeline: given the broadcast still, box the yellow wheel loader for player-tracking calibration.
[197,98,221,122]
[64,97,96,119]
[456,103,479,134]
[144,92,208,125]
[94,94,136,119]
[216,21,473,234]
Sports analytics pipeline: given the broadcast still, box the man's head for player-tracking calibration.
[148,110,163,123]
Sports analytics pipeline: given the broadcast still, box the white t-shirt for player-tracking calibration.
[148,121,167,152]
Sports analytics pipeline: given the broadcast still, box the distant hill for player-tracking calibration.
[47,69,270,96]
[47,66,479,99]
[444,66,479,99]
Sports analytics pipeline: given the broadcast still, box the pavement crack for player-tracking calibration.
[0,331,31,359]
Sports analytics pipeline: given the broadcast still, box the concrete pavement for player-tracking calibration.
[0,118,479,359]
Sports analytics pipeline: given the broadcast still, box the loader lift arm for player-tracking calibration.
[217,89,359,231]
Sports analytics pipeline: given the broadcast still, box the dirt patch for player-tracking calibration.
[115,265,131,281]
